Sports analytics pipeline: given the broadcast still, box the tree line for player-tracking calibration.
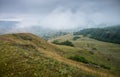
[74,25,120,44]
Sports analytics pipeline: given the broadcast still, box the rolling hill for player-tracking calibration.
[49,34,120,77]
[0,33,117,77]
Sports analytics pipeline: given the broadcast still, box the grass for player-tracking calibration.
[49,34,120,77]
[0,33,105,77]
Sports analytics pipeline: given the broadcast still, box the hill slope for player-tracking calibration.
[49,34,120,77]
[0,33,116,77]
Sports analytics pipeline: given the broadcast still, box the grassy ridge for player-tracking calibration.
[0,33,103,77]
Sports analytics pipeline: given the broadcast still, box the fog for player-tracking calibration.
[0,0,120,31]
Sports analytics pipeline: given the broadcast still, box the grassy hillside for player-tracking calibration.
[49,34,120,77]
[0,33,113,77]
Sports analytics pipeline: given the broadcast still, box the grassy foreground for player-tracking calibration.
[0,33,108,77]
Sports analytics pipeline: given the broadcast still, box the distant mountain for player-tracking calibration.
[0,21,18,27]
[74,25,120,44]
[42,31,69,40]
[0,21,51,35]
[0,21,70,39]
[0,21,18,34]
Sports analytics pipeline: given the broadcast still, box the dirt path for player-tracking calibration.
[38,47,116,77]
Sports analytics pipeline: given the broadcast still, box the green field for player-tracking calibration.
[50,34,120,76]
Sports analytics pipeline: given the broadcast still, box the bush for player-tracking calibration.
[69,55,111,70]
[52,40,59,44]
[60,40,74,47]
[92,47,97,50]
[52,40,74,47]
[69,56,89,64]
[99,64,111,70]
[89,51,94,55]
[89,62,111,70]
[73,36,80,40]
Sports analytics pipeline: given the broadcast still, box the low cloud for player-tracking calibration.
[0,0,120,31]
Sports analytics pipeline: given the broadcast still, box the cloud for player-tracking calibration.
[0,0,120,31]
[39,7,76,29]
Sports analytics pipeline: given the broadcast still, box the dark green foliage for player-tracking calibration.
[69,56,89,64]
[69,55,111,70]
[89,51,94,55]
[73,36,80,40]
[74,25,120,44]
[92,47,97,50]
[60,40,74,47]
[52,40,74,47]
[89,62,111,70]
[99,64,111,70]
[52,40,59,44]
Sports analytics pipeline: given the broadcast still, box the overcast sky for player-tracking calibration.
[0,0,120,30]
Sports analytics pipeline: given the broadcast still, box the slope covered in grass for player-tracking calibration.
[50,34,120,77]
[0,33,108,77]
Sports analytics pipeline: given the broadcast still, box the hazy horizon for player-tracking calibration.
[0,0,120,31]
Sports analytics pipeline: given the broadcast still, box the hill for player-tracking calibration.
[49,34,120,77]
[73,25,120,44]
[0,33,115,77]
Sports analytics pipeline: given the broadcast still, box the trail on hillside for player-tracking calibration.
[38,47,115,77]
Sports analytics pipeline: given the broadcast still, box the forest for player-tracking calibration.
[74,25,120,44]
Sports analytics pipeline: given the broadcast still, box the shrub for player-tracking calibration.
[52,40,74,47]
[99,64,111,70]
[89,51,94,55]
[60,40,74,47]
[69,56,89,64]
[92,47,97,50]
[73,36,80,40]
[69,56,111,70]
[89,62,111,70]
[52,40,59,44]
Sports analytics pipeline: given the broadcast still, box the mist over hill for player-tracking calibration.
[1,20,120,41]
[0,0,120,31]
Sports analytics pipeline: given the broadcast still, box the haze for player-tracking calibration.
[0,0,120,30]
